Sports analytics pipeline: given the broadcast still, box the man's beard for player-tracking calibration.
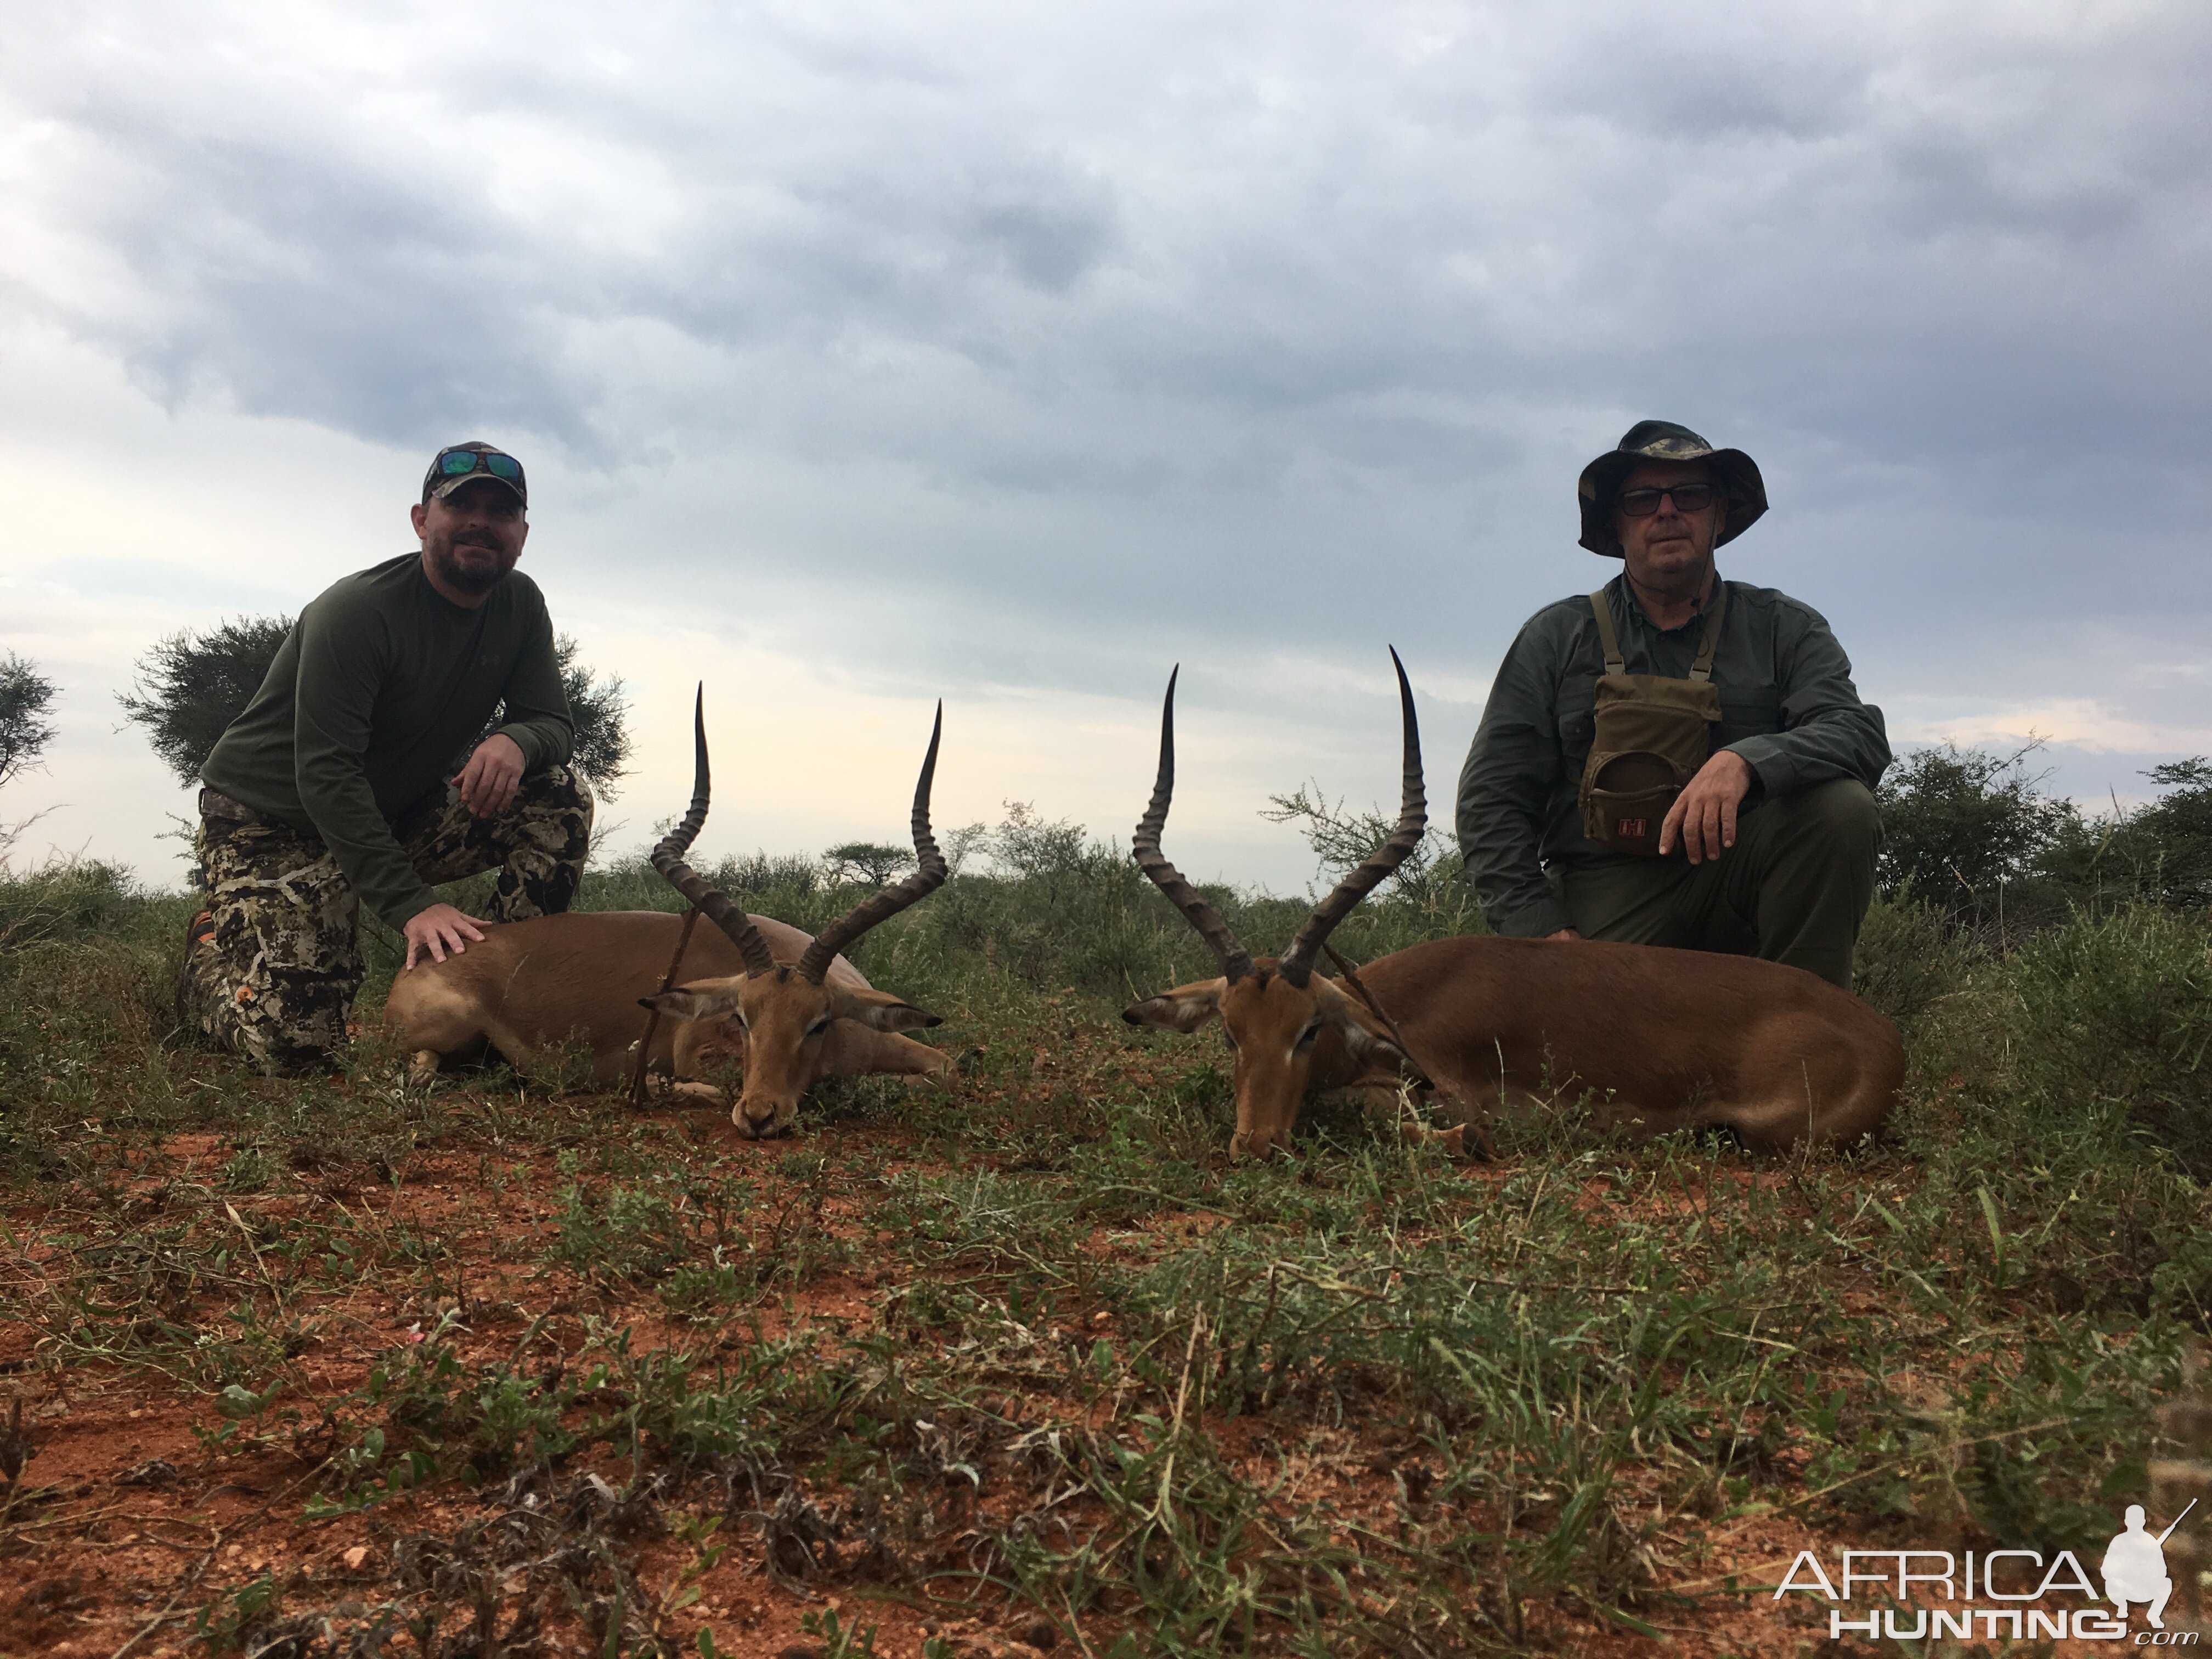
[430,539,516,596]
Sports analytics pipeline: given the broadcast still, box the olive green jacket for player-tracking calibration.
[200,554,572,928]
[1455,574,1889,939]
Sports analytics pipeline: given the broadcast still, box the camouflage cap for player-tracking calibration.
[1576,420,1765,557]
[421,441,527,507]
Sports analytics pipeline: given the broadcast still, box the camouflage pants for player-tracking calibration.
[180,766,593,1074]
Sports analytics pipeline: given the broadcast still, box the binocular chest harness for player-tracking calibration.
[1577,583,1727,857]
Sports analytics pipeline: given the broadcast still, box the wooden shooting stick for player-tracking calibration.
[1323,942,1497,1160]
[628,906,703,1107]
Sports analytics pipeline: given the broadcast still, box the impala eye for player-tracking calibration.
[806,1017,832,1037]
[1295,1024,1321,1049]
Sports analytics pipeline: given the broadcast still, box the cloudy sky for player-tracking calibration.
[3,1,2207,894]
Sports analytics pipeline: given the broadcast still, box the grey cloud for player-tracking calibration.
[4,0,2210,806]
[25,7,2203,496]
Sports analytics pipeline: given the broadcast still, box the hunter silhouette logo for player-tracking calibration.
[1774,1498,2201,1643]
[2105,1499,2194,1630]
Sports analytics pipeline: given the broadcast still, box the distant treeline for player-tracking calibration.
[1875,743,2212,941]
[9,622,2212,960]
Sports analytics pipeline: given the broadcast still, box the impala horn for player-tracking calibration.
[794,704,949,985]
[1132,668,1256,983]
[1275,648,1426,988]
[650,685,778,978]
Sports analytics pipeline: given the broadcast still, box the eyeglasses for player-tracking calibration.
[437,448,523,482]
[1617,482,1718,517]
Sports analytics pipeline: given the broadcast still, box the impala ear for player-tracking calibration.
[832,984,943,1032]
[639,988,735,1023]
[1121,980,1225,1034]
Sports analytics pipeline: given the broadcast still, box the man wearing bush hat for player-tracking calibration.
[178,441,592,1073]
[1456,421,1890,990]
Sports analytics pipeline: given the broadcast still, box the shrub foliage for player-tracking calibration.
[1878,738,2212,940]
[0,650,59,792]
[119,616,632,794]
[116,615,296,788]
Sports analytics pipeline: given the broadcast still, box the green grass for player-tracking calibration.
[1,849,2207,1655]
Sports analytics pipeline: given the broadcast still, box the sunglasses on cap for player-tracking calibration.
[1617,482,1719,517]
[435,448,523,483]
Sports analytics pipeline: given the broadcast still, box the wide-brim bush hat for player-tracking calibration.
[1577,420,1766,556]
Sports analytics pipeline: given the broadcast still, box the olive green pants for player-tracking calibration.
[1560,778,1880,990]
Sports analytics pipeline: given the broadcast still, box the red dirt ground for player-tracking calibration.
[0,1105,2136,1657]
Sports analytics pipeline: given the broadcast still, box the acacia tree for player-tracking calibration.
[117,617,295,789]
[2044,755,2212,912]
[0,653,58,791]
[1874,743,2074,920]
[119,618,631,797]
[548,635,631,794]
[2119,758,2212,906]
[822,841,916,887]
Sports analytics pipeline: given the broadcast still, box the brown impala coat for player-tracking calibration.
[1121,650,1900,1159]
[383,908,935,1090]
[386,686,955,1139]
[1373,936,1900,1147]
[1127,938,1901,1155]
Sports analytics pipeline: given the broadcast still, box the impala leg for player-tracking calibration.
[1398,1118,1470,1156]
[1424,1116,1501,1160]
[1425,1084,1499,1160]
[657,1018,738,1109]
[1427,1071,1503,1160]
[1361,1080,1492,1160]
[664,1079,727,1105]
[820,1026,955,1085]
[1390,1108,1481,1156]
[636,1058,729,1107]
[896,1038,957,1088]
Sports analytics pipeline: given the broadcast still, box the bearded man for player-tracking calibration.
[1457,421,1890,990]
[179,441,591,1073]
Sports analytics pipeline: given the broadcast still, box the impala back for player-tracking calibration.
[1362,934,1903,1147]
[383,909,861,1080]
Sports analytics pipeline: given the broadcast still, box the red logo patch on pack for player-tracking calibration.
[1618,818,1646,839]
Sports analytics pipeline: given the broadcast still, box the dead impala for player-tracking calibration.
[386,693,953,1136]
[1121,653,1903,1159]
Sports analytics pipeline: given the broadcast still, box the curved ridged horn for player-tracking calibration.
[795,703,949,984]
[1277,648,1425,988]
[1132,668,1255,983]
[650,685,778,978]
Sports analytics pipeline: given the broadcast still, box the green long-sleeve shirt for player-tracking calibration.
[200,553,573,927]
[1456,573,1889,939]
